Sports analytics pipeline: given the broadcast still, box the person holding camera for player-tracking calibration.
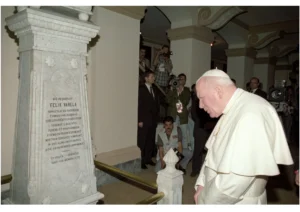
[166,73,192,152]
[153,45,173,91]
[155,116,193,174]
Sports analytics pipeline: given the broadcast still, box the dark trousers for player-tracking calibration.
[138,124,157,165]
[192,127,208,173]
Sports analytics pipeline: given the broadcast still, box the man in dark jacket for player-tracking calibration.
[249,77,267,100]
[190,90,211,177]
[138,71,160,169]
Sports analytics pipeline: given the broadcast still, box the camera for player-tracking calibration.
[173,148,184,162]
[268,80,287,113]
[170,78,180,89]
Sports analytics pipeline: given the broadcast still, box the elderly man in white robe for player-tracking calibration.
[193,69,294,204]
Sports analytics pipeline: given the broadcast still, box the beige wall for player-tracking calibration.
[1,6,141,192]
[227,56,254,89]
[1,6,19,191]
[89,7,140,163]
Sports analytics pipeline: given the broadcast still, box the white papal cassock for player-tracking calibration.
[195,88,293,204]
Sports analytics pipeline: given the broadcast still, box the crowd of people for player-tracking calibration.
[137,45,299,204]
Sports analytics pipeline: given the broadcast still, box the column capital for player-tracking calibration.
[225,48,257,59]
[102,6,146,20]
[167,25,214,44]
[247,30,284,49]
[198,6,247,30]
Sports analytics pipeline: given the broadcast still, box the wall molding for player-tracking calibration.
[167,25,214,44]
[275,65,292,70]
[249,19,299,33]
[101,6,146,20]
[254,57,277,65]
[225,47,257,59]
[143,36,169,46]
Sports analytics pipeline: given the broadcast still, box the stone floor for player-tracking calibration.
[98,161,299,205]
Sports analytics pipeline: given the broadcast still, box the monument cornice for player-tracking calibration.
[225,47,257,59]
[197,6,247,30]
[102,6,146,20]
[5,8,99,42]
[167,25,214,44]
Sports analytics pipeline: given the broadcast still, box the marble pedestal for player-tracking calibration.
[4,7,103,204]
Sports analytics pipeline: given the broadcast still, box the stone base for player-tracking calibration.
[1,192,104,205]
[1,158,141,204]
[95,158,141,187]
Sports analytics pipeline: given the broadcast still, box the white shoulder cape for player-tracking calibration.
[204,88,293,176]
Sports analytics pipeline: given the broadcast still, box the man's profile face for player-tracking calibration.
[250,78,259,90]
[145,73,155,84]
[140,49,146,58]
[162,47,169,54]
[196,79,222,118]
[164,121,173,134]
[179,75,186,86]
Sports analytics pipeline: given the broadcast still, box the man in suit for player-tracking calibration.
[249,77,268,100]
[190,91,211,177]
[138,70,160,169]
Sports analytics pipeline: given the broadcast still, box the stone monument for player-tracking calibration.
[4,6,103,204]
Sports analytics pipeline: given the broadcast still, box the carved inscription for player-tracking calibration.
[44,97,83,164]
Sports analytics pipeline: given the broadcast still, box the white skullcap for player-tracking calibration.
[202,69,230,78]
[196,68,230,84]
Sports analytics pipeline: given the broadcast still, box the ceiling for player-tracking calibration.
[235,6,299,26]
[140,7,171,45]
[140,6,299,61]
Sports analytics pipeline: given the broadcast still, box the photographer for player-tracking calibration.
[153,45,173,91]
[166,73,192,151]
[155,116,193,174]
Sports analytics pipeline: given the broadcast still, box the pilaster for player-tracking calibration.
[167,25,213,86]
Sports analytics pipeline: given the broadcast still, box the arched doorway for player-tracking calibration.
[140,6,171,68]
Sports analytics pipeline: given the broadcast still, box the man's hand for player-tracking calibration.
[161,161,166,169]
[194,185,204,204]
[138,122,143,128]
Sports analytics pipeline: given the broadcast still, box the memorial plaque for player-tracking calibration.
[5,7,103,204]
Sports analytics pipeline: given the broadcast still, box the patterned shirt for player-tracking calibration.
[155,55,173,87]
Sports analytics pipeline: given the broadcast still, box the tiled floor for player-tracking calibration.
[98,161,299,205]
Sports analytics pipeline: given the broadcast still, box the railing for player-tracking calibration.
[136,192,165,204]
[1,174,12,185]
[1,149,183,205]
[94,160,157,193]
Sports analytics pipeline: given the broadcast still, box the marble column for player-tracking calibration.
[225,48,257,88]
[167,25,214,87]
[4,7,103,204]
